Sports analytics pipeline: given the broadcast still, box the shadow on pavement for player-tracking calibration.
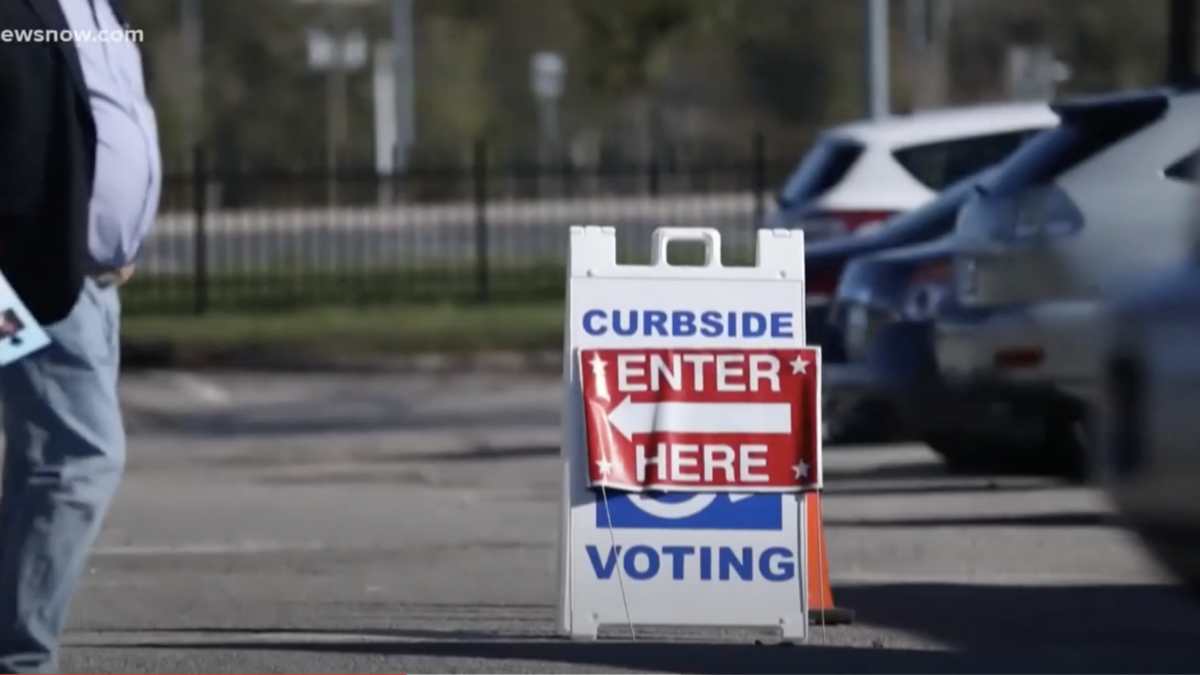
[374,445,559,464]
[825,481,1060,498]
[826,512,1113,528]
[127,398,560,438]
[90,636,1133,674]
[834,582,1200,652]
[822,462,955,482]
[100,583,1200,673]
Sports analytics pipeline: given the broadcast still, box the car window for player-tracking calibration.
[989,95,1166,195]
[891,130,1041,191]
[778,137,864,206]
[872,169,993,246]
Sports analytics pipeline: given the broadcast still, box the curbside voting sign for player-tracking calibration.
[556,226,821,640]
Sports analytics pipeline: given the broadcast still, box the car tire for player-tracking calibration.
[924,435,1008,474]
[826,398,907,446]
[925,407,1089,481]
[1039,407,1090,482]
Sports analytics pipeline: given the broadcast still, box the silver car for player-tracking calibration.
[931,87,1200,477]
[1098,252,1200,596]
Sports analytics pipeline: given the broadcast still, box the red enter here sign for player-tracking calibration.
[580,348,820,493]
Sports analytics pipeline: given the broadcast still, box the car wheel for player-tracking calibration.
[826,398,907,446]
[1038,407,1090,482]
[925,407,1089,480]
[924,435,1009,474]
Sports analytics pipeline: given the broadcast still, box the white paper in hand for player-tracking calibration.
[0,271,50,366]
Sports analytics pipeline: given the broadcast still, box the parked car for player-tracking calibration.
[821,170,995,444]
[930,87,1200,477]
[1097,254,1200,597]
[769,102,1057,246]
[826,236,957,445]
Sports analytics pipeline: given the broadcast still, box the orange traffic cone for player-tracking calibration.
[805,491,854,625]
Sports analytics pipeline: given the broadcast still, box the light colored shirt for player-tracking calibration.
[59,0,161,270]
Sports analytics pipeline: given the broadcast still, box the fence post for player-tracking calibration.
[647,147,660,196]
[473,139,490,303]
[191,145,209,315]
[752,130,767,229]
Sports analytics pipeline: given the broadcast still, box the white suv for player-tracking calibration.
[769,102,1058,241]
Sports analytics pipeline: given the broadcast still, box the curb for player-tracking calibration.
[121,341,565,374]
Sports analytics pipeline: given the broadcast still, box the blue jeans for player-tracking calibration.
[0,279,124,673]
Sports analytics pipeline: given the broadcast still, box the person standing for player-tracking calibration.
[0,0,161,671]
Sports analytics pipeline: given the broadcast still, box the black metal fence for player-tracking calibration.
[128,135,807,315]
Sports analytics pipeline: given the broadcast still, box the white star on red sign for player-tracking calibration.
[595,457,615,476]
[793,462,810,479]
[790,355,808,374]
[589,354,611,401]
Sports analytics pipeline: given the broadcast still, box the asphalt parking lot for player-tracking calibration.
[51,372,1200,673]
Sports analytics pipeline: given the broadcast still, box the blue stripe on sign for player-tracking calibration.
[595,492,783,530]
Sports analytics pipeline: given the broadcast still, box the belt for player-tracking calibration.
[85,264,124,288]
[89,270,123,287]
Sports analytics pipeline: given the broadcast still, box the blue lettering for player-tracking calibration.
[612,311,638,337]
[741,312,767,338]
[584,545,795,582]
[671,311,696,337]
[662,545,695,580]
[719,546,754,581]
[623,545,660,580]
[580,310,798,339]
[760,547,796,582]
[770,312,793,338]
[583,310,607,336]
[587,545,620,579]
[700,311,723,337]
[643,311,669,337]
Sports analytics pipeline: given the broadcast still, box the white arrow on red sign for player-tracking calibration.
[606,399,793,442]
[580,347,822,493]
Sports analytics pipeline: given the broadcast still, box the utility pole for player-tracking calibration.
[180,0,204,164]
[905,0,952,109]
[391,0,415,173]
[298,0,373,205]
[306,19,367,206]
[329,33,348,205]
[1167,0,1197,85]
[865,0,890,119]
[531,51,567,197]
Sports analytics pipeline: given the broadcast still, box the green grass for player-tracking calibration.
[123,303,566,355]
[121,250,757,363]
[123,264,568,315]
[123,245,757,315]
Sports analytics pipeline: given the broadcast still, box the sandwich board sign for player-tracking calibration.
[556,226,822,640]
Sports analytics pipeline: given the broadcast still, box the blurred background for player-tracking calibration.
[67,4,1200,667]
[125,0,1189,318]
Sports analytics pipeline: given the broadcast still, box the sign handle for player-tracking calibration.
[650,228,722,267]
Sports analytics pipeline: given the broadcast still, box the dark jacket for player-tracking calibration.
[0,0,101,324]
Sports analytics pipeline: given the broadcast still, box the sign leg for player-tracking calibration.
[567,611,601,640]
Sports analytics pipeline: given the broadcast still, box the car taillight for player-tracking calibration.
[805,266,842,304]
[798,210,894,241]
[900,259,952,321]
